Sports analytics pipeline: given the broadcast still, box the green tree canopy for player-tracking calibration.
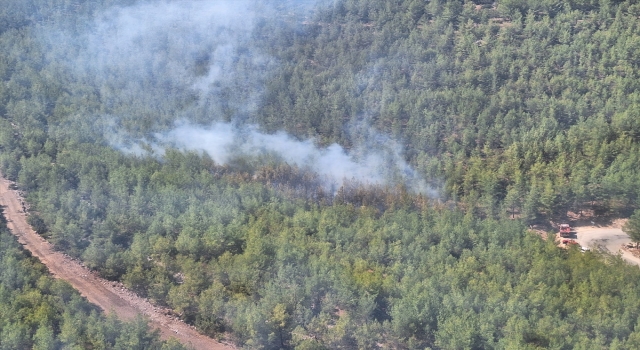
[623,210,640,246]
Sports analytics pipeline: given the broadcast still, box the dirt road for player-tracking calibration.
[0,175,233,350]
[574,225,640,266]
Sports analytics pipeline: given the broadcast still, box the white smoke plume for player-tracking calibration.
[41,0,435,195]
[112,121,432,194]
[40,0,277,129]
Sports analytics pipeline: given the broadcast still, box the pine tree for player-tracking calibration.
[623,210,640,247]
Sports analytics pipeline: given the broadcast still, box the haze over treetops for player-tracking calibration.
[2,0,640,348]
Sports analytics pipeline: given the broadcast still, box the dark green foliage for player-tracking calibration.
[623,210,640,246]
[256,0,640,221]
[4,0,640,349]
[0,218,186,350]
[27,214,47,236]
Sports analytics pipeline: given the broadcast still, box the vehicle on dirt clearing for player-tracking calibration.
[559,224,572,237]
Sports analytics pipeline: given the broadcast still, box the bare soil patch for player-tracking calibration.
[0,174,233,350]
[573,224,640,267]
[565,210,627,228]
[621,244,640,259]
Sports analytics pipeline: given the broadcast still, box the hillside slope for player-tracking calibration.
[256,0,640,220]
[0,173,231,349]
[3,0,640,349]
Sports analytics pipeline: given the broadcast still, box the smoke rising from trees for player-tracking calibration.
[41,0,433,194]
[111,121,432,194]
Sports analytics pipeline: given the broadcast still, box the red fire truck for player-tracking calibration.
[559,224,572,238]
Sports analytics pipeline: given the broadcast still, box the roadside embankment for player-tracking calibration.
[0,174,233,350]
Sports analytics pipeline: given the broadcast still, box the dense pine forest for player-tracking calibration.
[0,212,187,349]
[3,0,640,348]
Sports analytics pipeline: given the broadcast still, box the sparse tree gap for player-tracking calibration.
[3,0,640,349]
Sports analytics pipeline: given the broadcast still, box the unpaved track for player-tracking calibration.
[574,225,640,266]
[0,175,233,350]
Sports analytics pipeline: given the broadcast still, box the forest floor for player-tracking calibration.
[0,174,234,350]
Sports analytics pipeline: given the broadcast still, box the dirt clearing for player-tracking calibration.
[0,174,233,350]
[574,224,640,267]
